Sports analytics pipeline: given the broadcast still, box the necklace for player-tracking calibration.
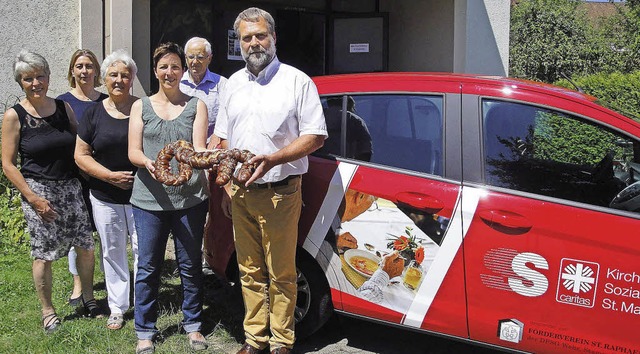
[107,98,133,115]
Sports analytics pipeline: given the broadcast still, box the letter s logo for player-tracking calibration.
[508,252,549,297]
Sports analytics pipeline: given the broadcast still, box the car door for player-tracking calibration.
[302,87,468,337]
[462,90,640,353]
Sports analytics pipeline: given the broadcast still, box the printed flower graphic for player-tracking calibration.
[393,236,410,250]
[386,226,425,265]
[414,246,424,265]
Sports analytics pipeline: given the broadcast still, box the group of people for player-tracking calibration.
[1,7,327,354]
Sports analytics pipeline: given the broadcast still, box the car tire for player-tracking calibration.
[295,248,333,339]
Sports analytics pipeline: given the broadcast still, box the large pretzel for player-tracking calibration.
[153,140,256,186]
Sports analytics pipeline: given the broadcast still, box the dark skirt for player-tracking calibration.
[21,178,94,261]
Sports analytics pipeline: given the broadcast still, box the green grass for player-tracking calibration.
[0,247,246,353]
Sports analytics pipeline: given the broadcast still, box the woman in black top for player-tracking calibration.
[1,50,101,334]
[75,49,139,331]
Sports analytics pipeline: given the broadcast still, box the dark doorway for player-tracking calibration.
[149,0,223,93]
[150,1,327,93]
[274,10,326,77]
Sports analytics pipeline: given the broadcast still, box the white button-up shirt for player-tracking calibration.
[214,57,327,183]
[180,69,227,138]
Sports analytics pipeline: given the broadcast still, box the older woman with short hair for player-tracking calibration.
[1,50,100,334]
[74,49,139,330]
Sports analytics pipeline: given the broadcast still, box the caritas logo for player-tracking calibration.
[555,258,599,308]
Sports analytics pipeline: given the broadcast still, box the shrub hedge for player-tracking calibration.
[1,98,29,253]
[555,71,640,122]
[0,162,28,253]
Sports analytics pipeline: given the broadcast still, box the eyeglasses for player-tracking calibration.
[187,54,209,61]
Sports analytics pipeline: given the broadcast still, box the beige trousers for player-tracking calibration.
[231,177,302,350]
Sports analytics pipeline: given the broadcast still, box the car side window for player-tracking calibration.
[317,95,374,162]
[483,99,640,213]
[316,94,444,176]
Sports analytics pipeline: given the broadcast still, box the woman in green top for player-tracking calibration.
[128,42,209,354]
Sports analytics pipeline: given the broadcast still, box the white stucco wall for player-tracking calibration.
[0,0,80,109]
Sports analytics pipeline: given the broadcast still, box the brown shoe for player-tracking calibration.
[237,342,262,354]
[270,347,292,354]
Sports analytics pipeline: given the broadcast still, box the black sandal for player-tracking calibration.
[42,313,61,334]
[81,297,104,318]
[68,293,82,307]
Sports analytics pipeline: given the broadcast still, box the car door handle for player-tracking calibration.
[478,209,532,234]
[395,192,444,213]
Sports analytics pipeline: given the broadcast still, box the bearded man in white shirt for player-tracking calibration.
[214,7,327,354]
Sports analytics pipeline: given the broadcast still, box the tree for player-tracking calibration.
[597,1,640,73]
[510,0,607,82]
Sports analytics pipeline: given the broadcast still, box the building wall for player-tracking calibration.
[455,0,510,75]
[80,0,104,59]
[380,0,456,72]
[107,0,149,97]
[0,0,80,108]
[0,0,511,110]
[380,0,509,75]
[132,0,151,96]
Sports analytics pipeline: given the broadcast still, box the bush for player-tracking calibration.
[0,179,28,253]
[554,71,640,121]
[0,160,29,253]
[1,96,29,253]
[510,0,606,83]
[596,2,640,74]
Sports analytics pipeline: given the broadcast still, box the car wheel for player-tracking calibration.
[295,248,333,339]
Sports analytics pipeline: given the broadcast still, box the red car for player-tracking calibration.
[204,73,640,353]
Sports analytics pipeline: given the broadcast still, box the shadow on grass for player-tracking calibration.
[144,258,246,344]
[62,298,110,321]
[200,272,245,342]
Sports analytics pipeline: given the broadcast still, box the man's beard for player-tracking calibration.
[242,42,276,73]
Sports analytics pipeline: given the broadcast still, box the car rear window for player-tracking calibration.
[317,94,444,176]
